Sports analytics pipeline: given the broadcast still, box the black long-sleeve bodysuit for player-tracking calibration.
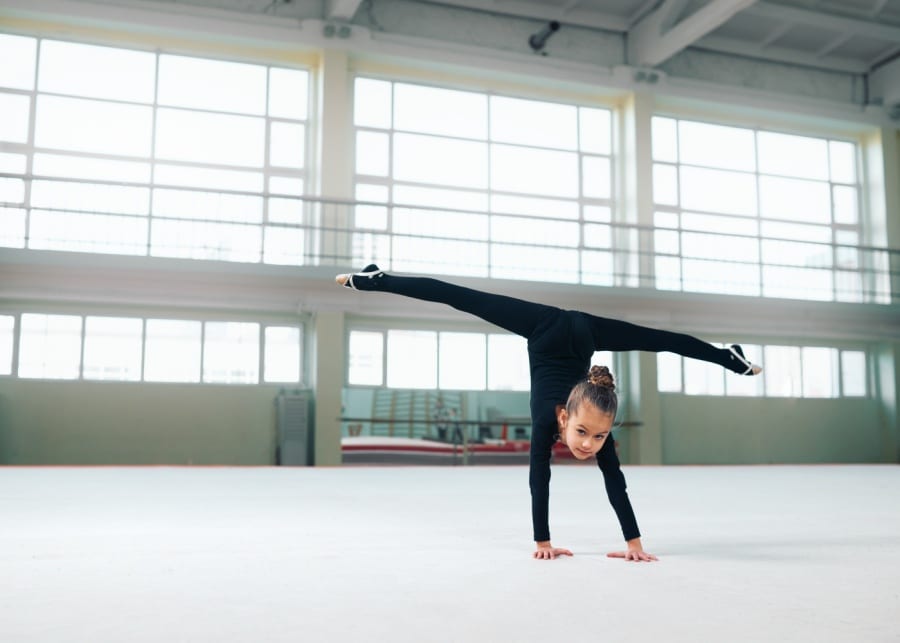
[356,272,744,543]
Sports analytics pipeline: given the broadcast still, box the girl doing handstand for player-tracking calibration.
[336,265,762,562]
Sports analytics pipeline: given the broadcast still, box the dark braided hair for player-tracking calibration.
[565,365,617,418]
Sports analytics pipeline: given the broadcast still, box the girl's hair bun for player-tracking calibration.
[588,365,615,391]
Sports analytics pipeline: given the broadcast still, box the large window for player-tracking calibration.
[8,313,303,385]
[657,344,867,398]
[0,34,310,264]
[347,328,613,392]
[352,77,615,284]
[652,117,869,302]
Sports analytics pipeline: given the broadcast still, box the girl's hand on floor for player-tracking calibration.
[607,537,659,562]
[533,541,573,560]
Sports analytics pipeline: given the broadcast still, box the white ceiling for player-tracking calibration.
[176,0,900,76]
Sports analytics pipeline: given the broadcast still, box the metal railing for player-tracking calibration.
[2,172,898,303]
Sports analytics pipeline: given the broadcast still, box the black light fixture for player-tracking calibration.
[529,21,560,53]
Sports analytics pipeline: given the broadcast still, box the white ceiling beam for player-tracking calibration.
[759,22,792,48]
[628,0,758,67]
[697,35,870,73]
[816,32,852,58]
[747,1,900,43]
[416,0,629,32]
[324,0,364,21]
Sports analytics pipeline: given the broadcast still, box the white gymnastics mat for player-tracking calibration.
[1,465,898,643]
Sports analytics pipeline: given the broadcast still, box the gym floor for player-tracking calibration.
[3,464,898,642]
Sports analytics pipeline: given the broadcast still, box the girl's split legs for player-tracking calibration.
[584,313,761,375]
[336,264,557,340]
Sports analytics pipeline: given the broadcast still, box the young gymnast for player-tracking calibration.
[336,265,762,562]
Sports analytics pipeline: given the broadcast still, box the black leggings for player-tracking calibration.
[368,273,736,370]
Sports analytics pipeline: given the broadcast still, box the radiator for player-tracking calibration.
[275,390,313,466]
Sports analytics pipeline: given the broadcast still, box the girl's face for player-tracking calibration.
[556,402,613,460]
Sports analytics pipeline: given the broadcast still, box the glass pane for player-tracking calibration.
[152,188,261,223]
[392,237,488,277]
[151,220,261,262]
[491,216,578,247]
[348,330,384,386]
[841,350,866,397]
[726,344,762,396]
[0,93,30,143]
[0,34,37,90]
[35,95,152,157]
[155,164,263,193]
[269,122,305,169]
[264,226,304,266]
[355,184,389,230]
[579,107,611,154]
[653,163,678,205]
[491,144,578,197]
[584,205,612,222]
[582,250,614,286]
[762,239,830,268]
[396,83,486,139]
[491,194,577,220]
[681,212,758,236]
[654,229,679,254]
[158,55,266,115]
[39,40,155,103]
[204,321,259,384]
[684,357,724,395]
[439,332,485,390]
[491,96,576,149]
[29,210,148,256]
[801,347,838,398]
[591,351,614,371]
[654,211,679,228]
[269,176,303,195]
[682,258,760,296]
[680,166,757,216]
[491,244,578,283]
[396,185,487,212]
[394,133,487,188]
[487,334,529,391]
[144,319,201,383]
[0,178,25,205]
[654,256,681,291]
[759,176,831,224]
[582,156,611,199]
[31,179,149,215]
[832,185,858,224]
[762,266,833,301]
[761,220,831,243]
[155,108,265,167]
[0,208,26,248]
[829,141,856,183]
[584,223,612,249]
[683,231,759,262]
[18,314,82,379]
[386,330,437,389]
[83,316,143,381]
[394,207,488,241]
[264,326,301,383]
[758,131,829,180]
[354,78,392,128]
[657,352,681,392]
[679,121,755,171]
[0,315,14,375]
[269,67,308,120]
[764,346,801,397]
[0,152,26,174]
[651,117,678,162]
[356,131,390,176]
[34,153,151,184]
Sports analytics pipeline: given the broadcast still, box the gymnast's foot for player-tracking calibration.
[728,344,762,375]
[335,264,386,290]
